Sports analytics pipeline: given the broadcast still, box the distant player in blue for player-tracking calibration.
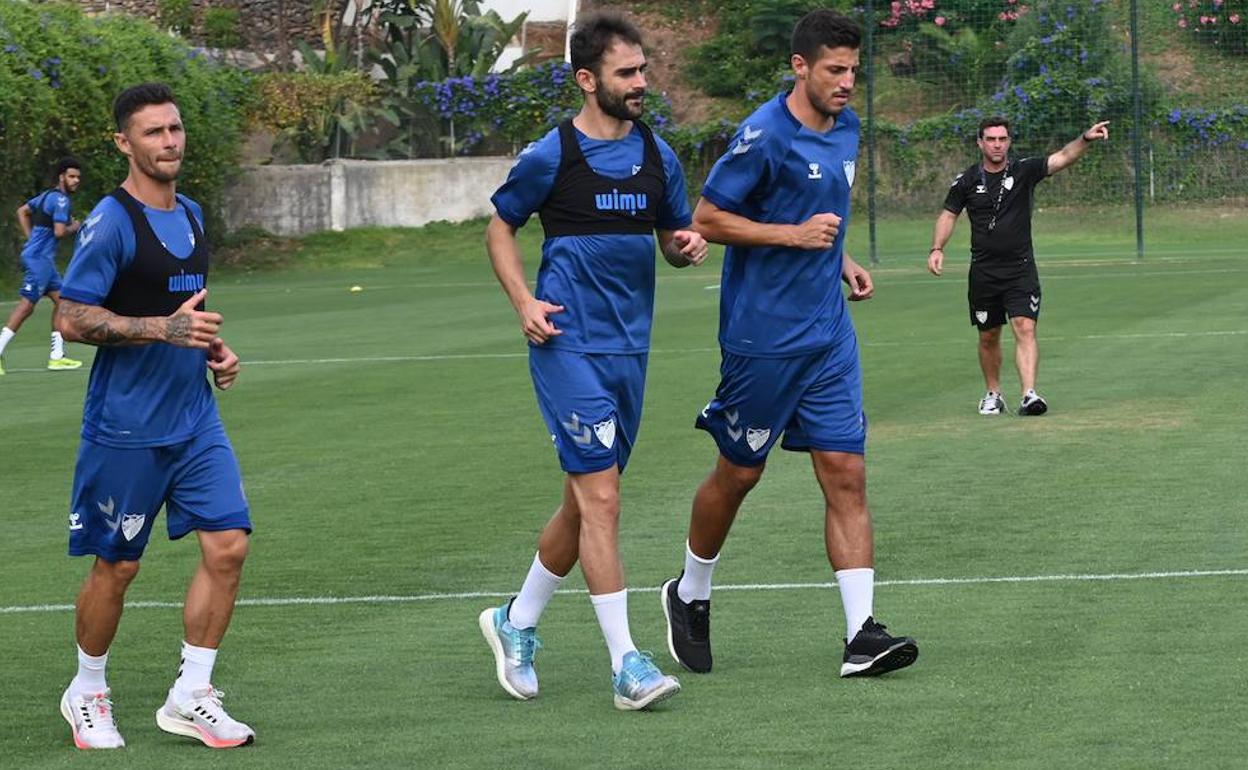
[0,157,84,374]
[479,12,708,711]
[54,83,254,750]
[660,10,919,679]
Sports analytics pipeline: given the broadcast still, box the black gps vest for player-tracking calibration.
[29,190,56,228]
[537,119,666,238]
[103,187,210,317]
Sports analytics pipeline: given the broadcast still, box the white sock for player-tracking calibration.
[70,645,109,696]
[677,541,719,603]
[835,567,875,640]
[590,589,636,673]
[0,327,14,357]
[172,641,218,700]
[50,330,64,360]
[508,552,564,630]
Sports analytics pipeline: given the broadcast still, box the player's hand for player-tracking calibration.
[843,260,873,301]
[68,218,81,234]
[165,289,222,349]
[1083,121,1110,142]
[927,248,944,277]
[791,213,841,249]
[208,337,240,390]
[672,229,709,266]
[518,297,564,345]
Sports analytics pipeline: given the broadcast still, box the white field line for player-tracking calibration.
[4,329,1244,373]
[3,568,1245,615]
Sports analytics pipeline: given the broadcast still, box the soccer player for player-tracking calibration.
[480,12,708,711]
[54,83,254,750]
[927,117,1110,416]
[0,157,85,374]
[660,9,919,679]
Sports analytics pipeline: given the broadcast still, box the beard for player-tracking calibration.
[598,86,645,121]
[138,153,181,183]
[807,91,849,119]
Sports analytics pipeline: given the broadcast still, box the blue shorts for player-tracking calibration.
[20,256,62,302]
[529,347,647,474]
[68,421,251,562]
[695,345,866,467]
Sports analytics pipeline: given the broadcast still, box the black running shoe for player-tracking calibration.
[661,574,712,673]
[1018,391,1048,416]
[840,617,918,677]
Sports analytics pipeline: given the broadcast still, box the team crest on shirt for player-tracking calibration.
[593,418,616,449]
[745,427,771,452]
[843,160,856,187]
[121,514,146,541]
[1003,175,1015,191]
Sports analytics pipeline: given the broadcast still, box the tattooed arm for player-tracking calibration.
[57,289,222,349]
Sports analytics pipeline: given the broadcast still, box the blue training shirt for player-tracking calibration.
[60,194,220,448]
[20,189,72,262]
[491,123,692,354]
[702,94,860,358]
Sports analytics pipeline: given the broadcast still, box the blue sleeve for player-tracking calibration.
[490,132,560,228]
[48,191,72,224]
[180,196,206,230]
[61,199,134,306]
[656,139,692,231]
[700,123,775,215]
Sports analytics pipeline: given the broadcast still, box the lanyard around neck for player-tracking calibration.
[979,163,1009,232]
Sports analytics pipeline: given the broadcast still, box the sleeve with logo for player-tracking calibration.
[48,191,72,224]
[942,167,973,215]
[700,121,777,216]
[656,138,693,231]
[61,198,135,306]
[490,131,561,228]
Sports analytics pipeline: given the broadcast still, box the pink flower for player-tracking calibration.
[935,15,946,26]
[1214,0,1223,7]
[1172,1,1181,8]
[1231,13,1242,23]
[1179,18,1188,27]
[1200,15,1210,23]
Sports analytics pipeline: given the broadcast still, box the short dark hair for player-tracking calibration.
[978,117,1011,139]
[114,82,177,131]
[55,156,81,177]
[791,9,861,62]
[569,11,643,77]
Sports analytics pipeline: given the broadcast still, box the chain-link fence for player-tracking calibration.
[851,0,1247,261]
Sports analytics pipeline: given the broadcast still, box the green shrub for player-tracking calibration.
[203,7,243,50]
[248,71,380,162]
[157,0,194,37]
[0,2,250,264]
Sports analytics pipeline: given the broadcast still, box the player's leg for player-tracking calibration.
[156,424,255,748]
[46,289,82,370]
[0,297,37,375]
[664,354,802,673]
[790,347,917,677]
[63,440,167,750]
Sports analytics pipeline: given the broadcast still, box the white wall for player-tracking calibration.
[223,158,515,236]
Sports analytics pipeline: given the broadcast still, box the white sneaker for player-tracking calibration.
[156,687,255,748]
[60,687,126,749]
[978,391,1005,415]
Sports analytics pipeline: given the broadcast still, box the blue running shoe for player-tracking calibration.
[479,599,540,700]
[612,651,680,711]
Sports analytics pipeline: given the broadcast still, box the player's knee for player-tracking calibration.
[577,487,620,520]
[95,558,141,588]
[716,460,765,497]
[202,531,250,574]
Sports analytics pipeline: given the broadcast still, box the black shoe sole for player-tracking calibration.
[661,578,712,674]
[1018,399,1048,416]
[841,641,919,678]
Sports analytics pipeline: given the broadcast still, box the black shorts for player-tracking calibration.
[968,265,1041,330]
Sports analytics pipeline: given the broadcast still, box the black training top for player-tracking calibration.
[943,156,1048,275]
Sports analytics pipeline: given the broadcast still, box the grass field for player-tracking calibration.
[1,209,1246,768]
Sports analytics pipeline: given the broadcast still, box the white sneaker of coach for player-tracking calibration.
[156,686,255,748]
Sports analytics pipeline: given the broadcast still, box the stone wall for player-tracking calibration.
[78,0,345,48]
[223,158,515,236]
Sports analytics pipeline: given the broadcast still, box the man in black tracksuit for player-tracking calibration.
[927,116,1110,416]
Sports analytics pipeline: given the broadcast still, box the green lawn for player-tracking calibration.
[1,212,1245,768]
